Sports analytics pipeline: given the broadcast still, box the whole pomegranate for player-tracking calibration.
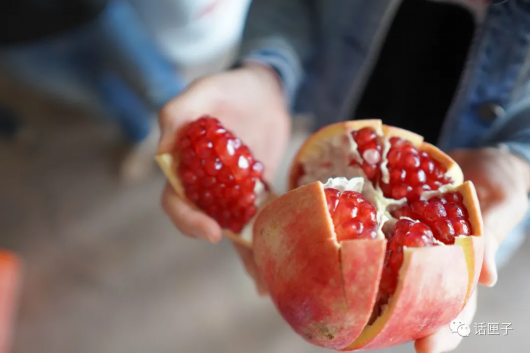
[253,120,484,350]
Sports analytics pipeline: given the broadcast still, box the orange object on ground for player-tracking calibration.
[0,250,21,353]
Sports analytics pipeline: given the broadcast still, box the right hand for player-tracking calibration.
[158,63,291,292]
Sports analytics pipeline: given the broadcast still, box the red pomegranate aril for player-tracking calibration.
[356,127,377,145]
[429,196,447,205]
[201,175,216,187]
[393,205,412,219]
[387,150,401,165]
[241,177,256,191]
[204,157,222,176]
[407,186,424,201]
[401,153,420,169]
[387,246,404,274]
[195,138,213,158]
[176,116,265,233]
[389,168,405,183]
[180,148,196,165]
[423,202,447,222]
[225,185,241,200]
[413,199,429,213]
[433,219,455,244]
[217,166,235,184]
[452,218,471,236]
[324,188,378,242]
[405,169,426,186]
[446,192,464,203]
[403,230,434,247]
[391,184,410,200]
[445,202,465,218]
[420,158,435,174]
[177,136,192,150]
[250,161,264,177]
[239,192,257,207]
[181,169,197,184]
[324,188,341,215]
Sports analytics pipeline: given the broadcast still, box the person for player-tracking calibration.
[158,0,530,351]
[0,0,186,181]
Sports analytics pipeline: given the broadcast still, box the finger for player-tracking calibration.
[478,215,500,287]
[414,289,478,353]
[232,242,269,296]
[157,86,210,154]
[161,182,222,243]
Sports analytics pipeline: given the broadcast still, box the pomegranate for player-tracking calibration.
[156,116,273,247]
[253,120,484,350]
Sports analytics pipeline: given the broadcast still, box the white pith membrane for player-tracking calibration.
[238,179,268,243]
[295,128,472,328]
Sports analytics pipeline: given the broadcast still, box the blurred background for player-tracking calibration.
[0,0,529,352]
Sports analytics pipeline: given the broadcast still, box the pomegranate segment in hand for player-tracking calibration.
[253,120,484,351]
[156,115,270,247]
[175,116,265,234]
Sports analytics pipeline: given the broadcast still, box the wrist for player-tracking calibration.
[243,61,284,90]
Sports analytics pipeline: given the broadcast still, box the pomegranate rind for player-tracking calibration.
[288,120,383,190]
[343,246,468,351]
[381,125,424,147]
[455,181,484,304]
[156,152,271,249]
[253,182,386,349]
[341,239,386,344]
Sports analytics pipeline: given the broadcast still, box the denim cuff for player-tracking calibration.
[234,37,304,109]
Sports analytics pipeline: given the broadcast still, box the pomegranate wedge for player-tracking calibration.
[253,120,484,351]
[156,116,275,248]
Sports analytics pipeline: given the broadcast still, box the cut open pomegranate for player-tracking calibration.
[252,120,484,351]
[156,119,484,351]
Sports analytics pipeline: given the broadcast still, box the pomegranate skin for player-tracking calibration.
[253,183,385,349]
[254,120,484,351]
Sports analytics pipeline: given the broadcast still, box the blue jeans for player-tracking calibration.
[0,0,185,142]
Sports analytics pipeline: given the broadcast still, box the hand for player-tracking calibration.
[158,63,290,293]
[415,147,530,352]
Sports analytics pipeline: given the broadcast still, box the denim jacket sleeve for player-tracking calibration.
[235,0,316,108]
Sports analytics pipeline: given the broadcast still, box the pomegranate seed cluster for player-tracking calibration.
[380,137,452,201]
[392,192,472,245]
[176,116,264,233]
[378,219,435,306]
[324,188,378,242]
[350,127,382,182]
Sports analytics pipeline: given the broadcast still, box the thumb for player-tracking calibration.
[478,228,499,287]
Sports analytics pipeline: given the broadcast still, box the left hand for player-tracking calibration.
[415,146,530,352]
